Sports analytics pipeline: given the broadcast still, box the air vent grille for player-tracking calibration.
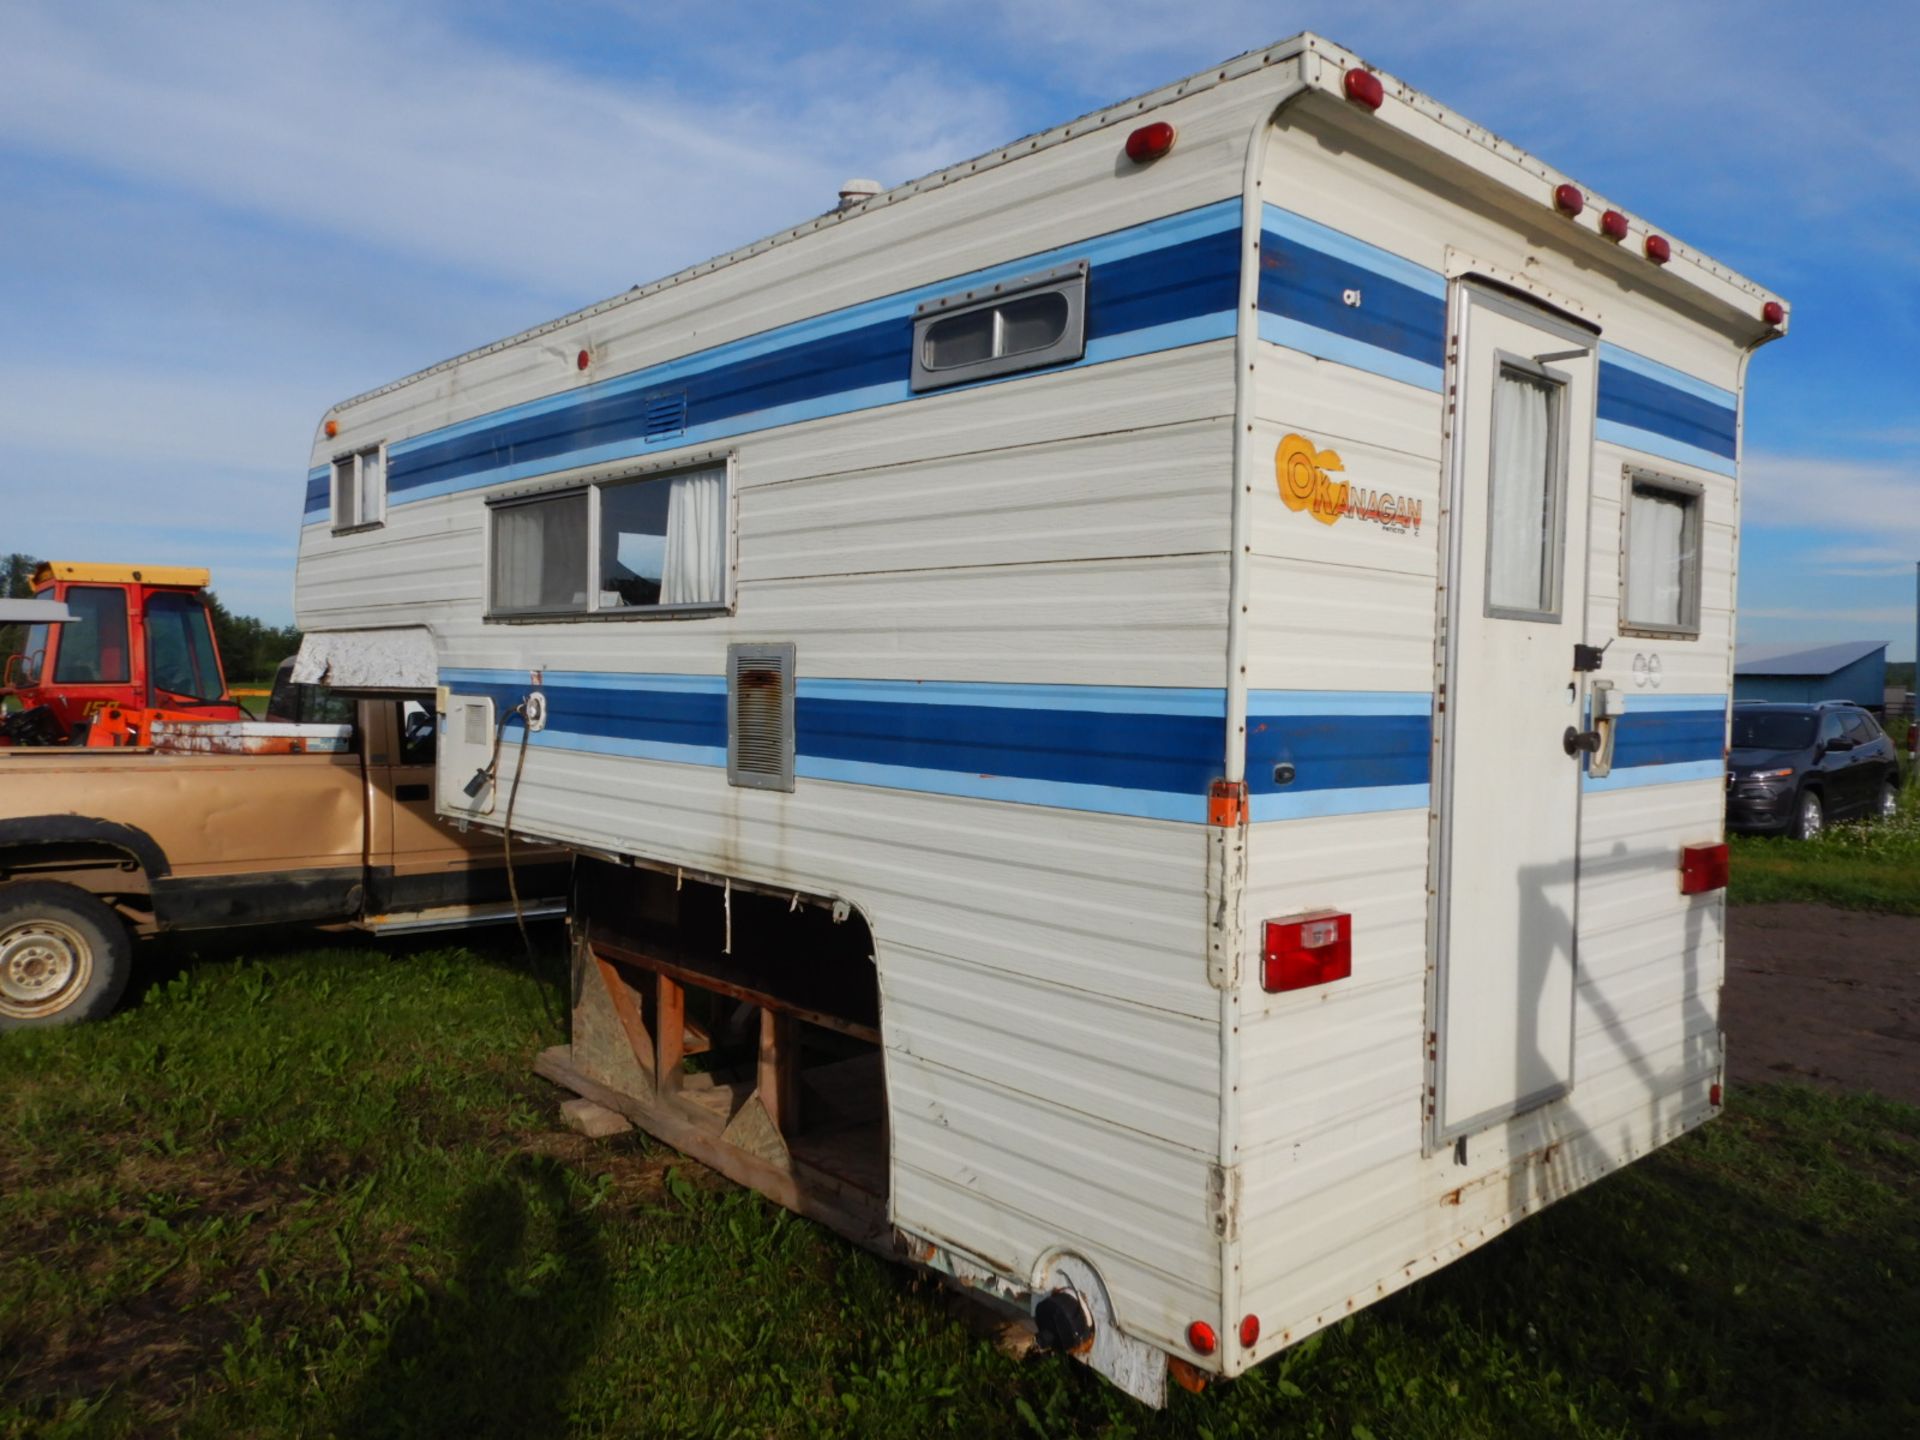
[727,643,795,791]
[643,390,688,443]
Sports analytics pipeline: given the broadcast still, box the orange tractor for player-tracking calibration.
[1,562,246,746]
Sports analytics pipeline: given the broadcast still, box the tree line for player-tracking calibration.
[2,552,301,685]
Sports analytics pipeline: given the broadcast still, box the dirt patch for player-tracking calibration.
[1726,904,1920,1106]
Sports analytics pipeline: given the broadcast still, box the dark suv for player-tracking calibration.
[1726,702,1903,839]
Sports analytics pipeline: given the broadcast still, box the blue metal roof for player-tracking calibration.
[1733,640,1888,677]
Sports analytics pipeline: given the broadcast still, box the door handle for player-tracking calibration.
[395,783,430,802]
[1563,726,1602,757]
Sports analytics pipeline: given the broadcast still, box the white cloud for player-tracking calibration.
[1742,451,1920,544]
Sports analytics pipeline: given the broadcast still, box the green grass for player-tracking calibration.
[1729,779,1920,912]
[3,937,1917,1439]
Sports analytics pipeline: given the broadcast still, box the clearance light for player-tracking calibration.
[1262,911,1352,993]
[1710,1083,1723,1108]
[1600,209,1629,241]
[1679,843,1729,896]
[577,349,591,371]
[1239,1314,1261,1348]
[1553,183,1584,217]
[1763,300,1785,326]
[1343,67,1384,111]
[1644,234,1672,265]
[1187,1321,1218,1356]
[1125,121,1177,163]
[324,419,339,439]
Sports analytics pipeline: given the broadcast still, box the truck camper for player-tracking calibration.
[292,34,1785,1403]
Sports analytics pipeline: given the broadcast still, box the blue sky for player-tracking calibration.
[2,1,1916,657]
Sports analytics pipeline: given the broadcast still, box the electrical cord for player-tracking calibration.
[475,698,560,1033]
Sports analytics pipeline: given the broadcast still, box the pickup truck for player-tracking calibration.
[0,676,568,1028]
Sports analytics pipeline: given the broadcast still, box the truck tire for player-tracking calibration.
[0,883,133,1029]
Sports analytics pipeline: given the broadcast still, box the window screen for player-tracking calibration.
[490,491,589,614]
[911,261,1087,392]
[53,586,131,684]
[1622,472,1703,637]
[1485,363,1565,619]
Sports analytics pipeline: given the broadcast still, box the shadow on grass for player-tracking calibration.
[334,1152,611,1440]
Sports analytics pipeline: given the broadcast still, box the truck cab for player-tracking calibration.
[1,562,243,745]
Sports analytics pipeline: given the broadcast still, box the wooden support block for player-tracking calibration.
[595,955,654,1079]
[655,973,685,1096]
[758,1007,801,1137]
[560,1096,634,1139]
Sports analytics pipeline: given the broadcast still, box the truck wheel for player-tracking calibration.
[0,883,133,1029]
[1789,788,1824,842]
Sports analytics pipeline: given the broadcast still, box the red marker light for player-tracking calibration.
[1187,1320,1218,1355]
[576,349,591,371]
[1600,209,1629,241]
[1679,842,1729,895]
[1762,300,1785,326]
[1124,121,1176,163]
[1239,1314,1261,1348]
[1343,68,1384,111]
[1710,1083,1723,1108]
[1553,183,1584,217]
[1644,234,1672,265]
[1262,911,1352,993]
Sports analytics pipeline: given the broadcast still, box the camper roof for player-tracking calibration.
[320,31,1785,424]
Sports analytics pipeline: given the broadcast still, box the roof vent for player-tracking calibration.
[836,178,883,211]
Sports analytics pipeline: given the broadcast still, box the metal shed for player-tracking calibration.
[1734,640,1889,710]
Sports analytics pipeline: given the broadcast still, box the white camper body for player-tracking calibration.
[293,35,1783,1403]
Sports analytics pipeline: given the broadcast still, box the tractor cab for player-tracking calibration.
[1,562,244,745]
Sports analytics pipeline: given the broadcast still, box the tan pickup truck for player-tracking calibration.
[0,679,567,1028]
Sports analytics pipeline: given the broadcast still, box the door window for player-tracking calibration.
[1843,712,1878,746]
[1484,362,1566,620]
[52,586,131,684]
[146,593,224,701]
[1818,711,1848,748]
[398,700,436,766]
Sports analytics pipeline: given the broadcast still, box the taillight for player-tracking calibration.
[1187,1320,1217,1355]
[1262,911,1352,993]
[1679,843,1729,895]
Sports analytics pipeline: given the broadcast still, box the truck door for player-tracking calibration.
[1431,282,1597,1144]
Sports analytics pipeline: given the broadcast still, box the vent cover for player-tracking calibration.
[643,390,688,443]
[727,642,795,791]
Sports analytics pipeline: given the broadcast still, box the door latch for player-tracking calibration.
[1564,726,1603,757]
[1572,640,1611,673]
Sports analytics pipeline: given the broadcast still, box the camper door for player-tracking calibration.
[1432,282,1597,1145]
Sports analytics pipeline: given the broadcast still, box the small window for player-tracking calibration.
[487,460,730,620]
[52,586,131,684]
[332,445,386,531]
[910,261,1087,392]
[398,700,437,766]
[1621,469,1704,638]
[146,592,225,702]
[1818,711,1848,748]
[1485,359,1567,621]
[1843,711,1879,746]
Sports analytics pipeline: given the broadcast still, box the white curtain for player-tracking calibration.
[1488,370,1556,613]
[493,494,586,610]
[662,467,727,605]
[1628,486,1689,626]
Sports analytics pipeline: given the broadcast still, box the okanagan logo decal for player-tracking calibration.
[1275,433,1421,535]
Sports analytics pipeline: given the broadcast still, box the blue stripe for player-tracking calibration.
[1597,343,1735,409]
[1608,706,1724,770]
[1584,758,1724,793]
[1257,222,1446,377]
[1597,361,1736,461]
[1595,419,1738,479]
[1251,783,1429,822]
[1246,695,1433,796]
[304,202,1244,519]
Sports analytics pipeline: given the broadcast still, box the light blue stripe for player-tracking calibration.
[1247,690,1433,717]
[442,667,727,694]
[1262,207,1448,298]
[1598,342,1736,409]
[798,678,1225,716]
[794,755,1205,822]
[527,728,726,768]
[1584,758,1724,793]
[1620,692,1725,714]
[1596,419,1737,478]
[1250,782,1430,822]
[387,198,1244,461]
[1258,314,1444,392]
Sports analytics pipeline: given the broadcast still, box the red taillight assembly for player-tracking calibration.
[1262,911,1352,993]
[1762,300,1785,326]
[1600,209,1629,241]
[1125,122,1176,163]
[1644,234,1672,265]
[1343,67,1384,111]
[1710,1082,1723,1108]
[1187,1320,1217,1355]
[1239,1314,1261,1348]
[1553,183,1584,217]
[1679,843,1729,895]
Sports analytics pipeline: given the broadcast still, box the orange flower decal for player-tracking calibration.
[1276,433,1347,526]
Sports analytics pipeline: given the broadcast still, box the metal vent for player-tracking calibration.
[643,390,688,443]
[727,643,795,791]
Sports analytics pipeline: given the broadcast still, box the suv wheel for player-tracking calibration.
[1878,779,1901,821]
[0,883,133,1030]
[1790,788,1824,841]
